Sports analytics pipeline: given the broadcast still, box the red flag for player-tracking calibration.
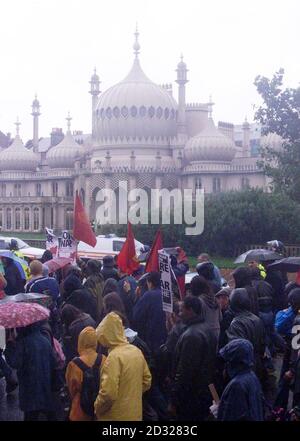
[145,230,163,273]
[73,192,97,247]
[117,222,140,275]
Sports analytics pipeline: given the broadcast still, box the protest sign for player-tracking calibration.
[45,227,58,257]
[158,249,173,313]
[58,230,77,263]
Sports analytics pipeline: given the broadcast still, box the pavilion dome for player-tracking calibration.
[184,117,236,162]
[0,135,39,171]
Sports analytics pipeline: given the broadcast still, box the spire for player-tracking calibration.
[14,117,21,136]
[66,112,72,133]
[133,23,140,58]
[176,54,188,84]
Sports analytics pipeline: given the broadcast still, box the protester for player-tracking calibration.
[190,275,222,341]
[196,261,221,294]
[212,339,264,421]
[215,287,231,315]
[117,270,137,325]
[170,296,218,421]
[4,322,57,421]
[226,288,266,378]
[83,260,105,320]
[25,260,60,303]
[101,255,119,281]
[65,327,106,421]
[63,273,99,323]
[132,272,167,355]
[265,261,287,313]
[198,253,222,288]
[95,312,152,421]
[103,277,119,298]
[232,267,259,316]
[61,304,96,363]
[0,346,18,394]
[1,256,25,295]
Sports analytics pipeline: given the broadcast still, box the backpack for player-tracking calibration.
[73,354,102,417]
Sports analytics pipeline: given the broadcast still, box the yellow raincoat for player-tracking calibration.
[95,312,152,421]
[65,326,106,421]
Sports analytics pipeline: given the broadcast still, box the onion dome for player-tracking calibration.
[0,119,39,171]
[260,132,283,152]
[95,29,177,139]
[185,117,236,162]
[47,113,85,168]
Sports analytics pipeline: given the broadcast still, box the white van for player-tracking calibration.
[77,234,145,260]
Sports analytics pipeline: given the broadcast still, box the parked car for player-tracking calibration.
[185,271,228,295]
[0,236,45,260]
[77,234,145,260]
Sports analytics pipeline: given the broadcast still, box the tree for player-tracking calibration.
[254,69,300,202]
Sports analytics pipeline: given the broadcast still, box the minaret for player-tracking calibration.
[31,95,41,153]
[242,117,251,157]
[175,54,188,134]
[89,68,100,140]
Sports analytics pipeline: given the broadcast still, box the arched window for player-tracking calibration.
[24,208,30,230]
[33,208,39,230]
[0,209,3,229]
[15,208,21,230]
[6,208,12,229]
[52,182,58,197]
[66,208,74,230]
[14,183,21,197]
[195,178,202,190]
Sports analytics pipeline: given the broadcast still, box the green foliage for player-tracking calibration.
[96,189,300,258]
[254,69,300,202]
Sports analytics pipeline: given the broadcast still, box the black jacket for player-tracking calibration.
[172,316,218,417]
[4,260,25,295]
[233,267,259,316]
[226,311,266,374]
[265,270,286,312]
[63,313,96,362]
[252,278,274,313]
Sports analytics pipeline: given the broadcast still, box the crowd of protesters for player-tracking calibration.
[0,241,300,422]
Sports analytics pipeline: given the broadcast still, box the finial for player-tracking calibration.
[133,23,140,58]
[15,117,21,136]
[66,112,72,132]
[94,67,97,75]
[180,53,184,62]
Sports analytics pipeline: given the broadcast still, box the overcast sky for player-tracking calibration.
[0,0,299,141]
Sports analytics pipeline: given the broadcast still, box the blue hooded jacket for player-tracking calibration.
[218,338,264,421]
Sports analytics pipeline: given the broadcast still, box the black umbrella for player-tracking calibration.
[268,257,300,273]
[235,248,283,264]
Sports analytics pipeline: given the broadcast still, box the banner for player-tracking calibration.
[45,227,58,257]
[158,249,173,313]
[58,230,77,263]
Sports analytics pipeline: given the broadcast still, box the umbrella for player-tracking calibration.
[0,292,53,309]
[234,249,283,264]
[268,257,300,273]
[44,256,73,273]
[0,302,49,329]
[0,251,28,279]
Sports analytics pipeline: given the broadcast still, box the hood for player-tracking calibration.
[96,312,128,349]
[63,274,83,295]
[229,288,251,313]
[288,288,300,312]
[219,338,254,378]
[232,267,252,288]
[196,262,215,280]
[103,278,119,296]
[103,255,115,268]
[77,326,97,355]
[125,327,138,343]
